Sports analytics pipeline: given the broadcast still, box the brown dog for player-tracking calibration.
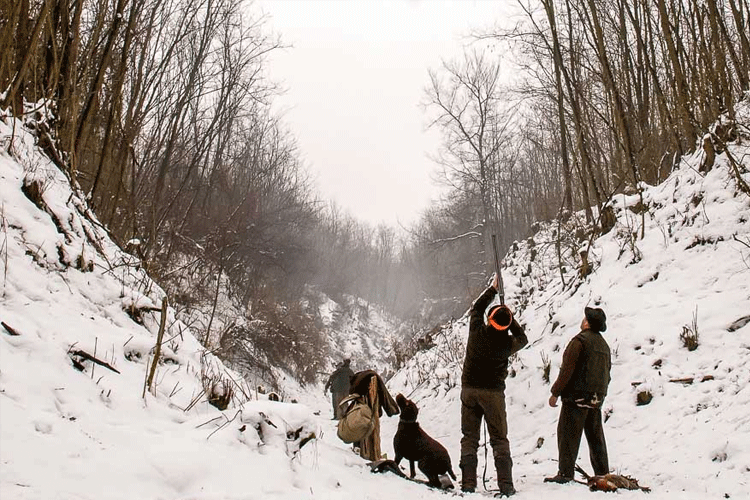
[393,393,456,487]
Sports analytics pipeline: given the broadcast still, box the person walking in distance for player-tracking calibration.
[460,273,528,497]
[325,359,354,419]
[545,306,612,484]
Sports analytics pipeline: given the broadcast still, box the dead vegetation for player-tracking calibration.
[680,308,700,352]
[540,351,551,384]
[200,352,234,411]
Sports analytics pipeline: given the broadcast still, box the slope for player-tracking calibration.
[385,103,750,499]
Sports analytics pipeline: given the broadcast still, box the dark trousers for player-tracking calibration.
[331,391,347,419]
[459,387,513,489]
[557,403,609,478]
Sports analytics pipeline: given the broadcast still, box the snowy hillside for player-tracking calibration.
[0,111,447,500]
[316,291,401,375]
[386,105,750,498]
[0,114,353,499]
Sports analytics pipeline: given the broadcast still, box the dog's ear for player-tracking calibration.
[396,393,406,407]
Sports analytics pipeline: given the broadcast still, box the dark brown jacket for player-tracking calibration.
[349,370,400,417]
[326,365,354,394]
[461,286,528,390]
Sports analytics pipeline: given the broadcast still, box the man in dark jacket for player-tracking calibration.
[325,359,355,419]
[460,273,528,497]
[545,306,611,484]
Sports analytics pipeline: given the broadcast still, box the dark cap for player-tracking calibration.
[585,307,607,332]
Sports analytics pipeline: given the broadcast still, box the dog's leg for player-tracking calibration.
[427,474,442,488]
[410,460,416,478]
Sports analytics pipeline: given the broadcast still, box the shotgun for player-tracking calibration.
[489,234,513,330]
[491,234,505,305]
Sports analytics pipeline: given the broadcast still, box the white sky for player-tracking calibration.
[257,0,512,228]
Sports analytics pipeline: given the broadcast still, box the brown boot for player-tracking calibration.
[495,456,514,495]
[544,473,572,484]
[460,465,477,493]
[495,483,516,497]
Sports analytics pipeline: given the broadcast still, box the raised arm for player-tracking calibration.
[470,285,497,332]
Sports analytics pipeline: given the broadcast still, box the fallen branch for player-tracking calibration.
[733,234,750,250]
[1,321,21,336]
[69,349,121,374]
[668,375,714,384]
[207,410,242,440]
[669,377,694,385]
[196,415,224,429]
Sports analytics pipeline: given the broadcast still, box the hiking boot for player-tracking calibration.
[460,464,477,493]
[494,483,516,497]
[544,474,572,484]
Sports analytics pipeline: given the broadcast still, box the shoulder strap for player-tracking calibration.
[338,394,362,408]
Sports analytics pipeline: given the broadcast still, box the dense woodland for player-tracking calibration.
[2,0,748,380]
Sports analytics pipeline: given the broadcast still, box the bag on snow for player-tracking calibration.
[337,394,375,444]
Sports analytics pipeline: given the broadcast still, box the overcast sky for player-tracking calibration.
[257,0,511,228]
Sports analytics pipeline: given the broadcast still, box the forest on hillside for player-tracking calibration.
[2,0,748,381]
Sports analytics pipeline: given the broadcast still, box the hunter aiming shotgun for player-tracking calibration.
[491,234,513,329]
[458,234,528,495]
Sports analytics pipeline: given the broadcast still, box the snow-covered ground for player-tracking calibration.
[2,100,750,500]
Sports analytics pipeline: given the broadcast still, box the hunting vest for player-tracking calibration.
[563,329,611,400]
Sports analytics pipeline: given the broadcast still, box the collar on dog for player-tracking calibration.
[399,418,418,423]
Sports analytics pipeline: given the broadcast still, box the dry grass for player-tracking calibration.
[680,307,700,351]
[540,351,551,384]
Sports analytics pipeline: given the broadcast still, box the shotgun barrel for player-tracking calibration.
[491,234,505,305]
[489,234,513,330]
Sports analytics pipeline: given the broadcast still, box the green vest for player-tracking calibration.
[564,329,611,401]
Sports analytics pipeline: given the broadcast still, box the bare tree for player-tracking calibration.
[424,50,521,285]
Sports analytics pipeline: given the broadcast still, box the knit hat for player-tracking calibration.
[488,304,513,331]
[584,306,607,332]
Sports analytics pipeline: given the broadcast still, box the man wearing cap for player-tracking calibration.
[545,306,611,484]
[459,273,528,497]
[325,359,355,419]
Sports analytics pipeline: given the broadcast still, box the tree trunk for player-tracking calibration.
[542,0,574,214]
[3,0,51,114]
[655,0,695,149]
[73,0,129,174]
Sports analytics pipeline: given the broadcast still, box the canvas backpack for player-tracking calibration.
[336,394,375,444]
